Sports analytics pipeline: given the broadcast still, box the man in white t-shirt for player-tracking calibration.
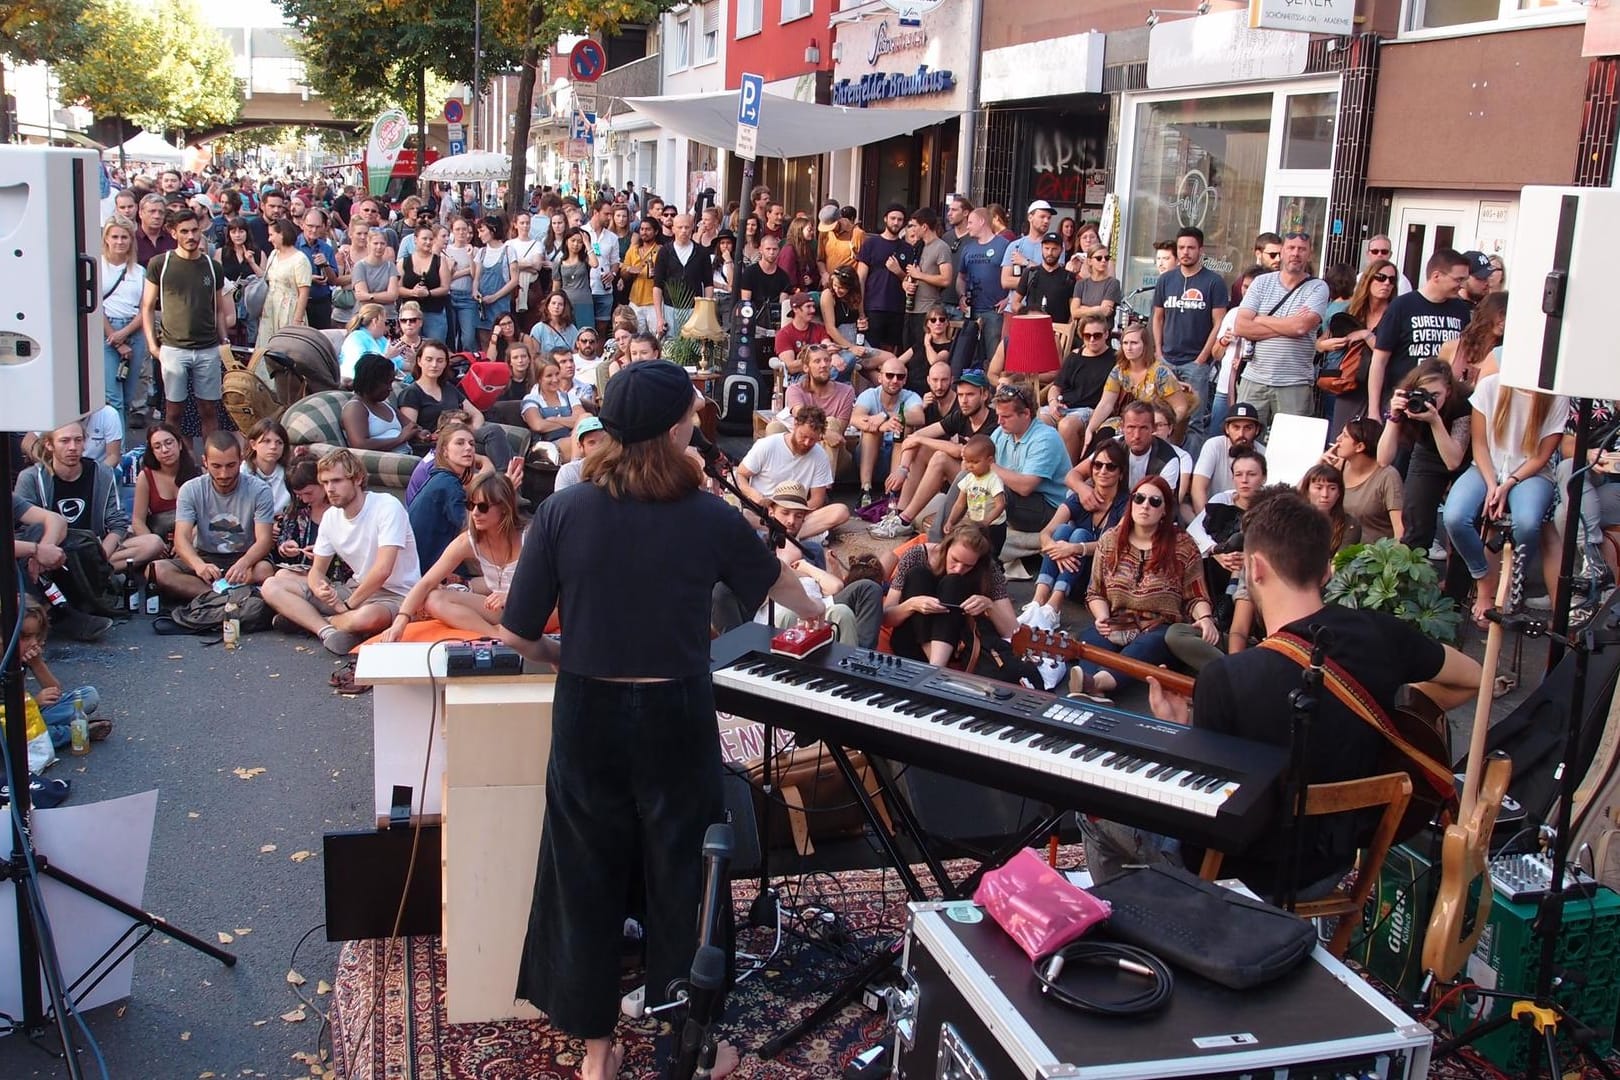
[83,405,124,469]
[1191,402,1268,512]
[736,403,850,538]
[261,448,421,655]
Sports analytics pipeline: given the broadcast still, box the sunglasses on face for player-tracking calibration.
[1092,459,1120,472]
[1373,273,1396,284]
[1091,254,1108,262]
[1081,332,1106,341]
[465,500,493,512]
[927,316,949,323]
[1369,248,1391,256]
[881,372,906,380]
[1132,492,1164,508]
[399,317,420,324]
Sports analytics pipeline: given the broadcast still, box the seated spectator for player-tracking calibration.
[881,522,1018,665]
[341,353,420,453]
[130,421,199,554]
[521,353,586,458]
[262,448,422,654]
[711,482,884,648]
[1325,417,1403,543]
[16,419,165,575]
[769,344,856,469]
[554,415,608,492]
[1070,400,1181,504]
[1376,359,1469,554]
[18,599,111,748]
[152,431,276,601]
[1074,475,1215,699]
[11,497,105,642]
[273,457,348,576]
[988,382,1071,534]
[872,369,997,539]
[1192,402,1267,513]
[569,331,604,402]
[532,290,581,356]
[773,293,829,381]
[916,305,957,381]
[942,434,1007,556]
[1150,402,1196,507]
[1021,437,1130,630]
[339,304,403,383]
[83,404,123,469]
[1045,315,1116,461]
[736,404,851,538]
[243,418,291,515]
[486,337,538,426]
[1300,463,1361,554]
[852,358,927,508]
[819,266,898,382]
[406,422,479,571]
[483,310,525,364]
[384,473,523,640]
[1082,324,1191,457]
[1187,445,1267,597]
[399,338,512,468]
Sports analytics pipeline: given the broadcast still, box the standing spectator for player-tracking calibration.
[1365,249,1473,415]
[141,208,233,437]
[221,215,265,347]
[399,223,451,344]
[955,208,1010,370]
[296,209,339,330]
[350,229,400,320]
[262,449,421,655]
[506,211,548,332]
[134,194,174,267]
[1009,231,1074,322]
[473,215,517,351]
[151,432,276,602]
[900,208,954,388]
[819,205,864,277]
[582,198,622,334]
[443,217,480,351]
[1209,266,1264,433]
[1232,231,1330,428]
[619,217,663,333]
[100,216,148,427]
[1317,260,1396,438]
[856,204,911,356]
[653,214,712,339]
[1152,227,1228,448]
[1070,243,1122,326]
[737,233,792,338]
[257,219,311,348]
[999,200,1054,297]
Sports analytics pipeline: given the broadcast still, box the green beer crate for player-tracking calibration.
[1350,842,1439,1006]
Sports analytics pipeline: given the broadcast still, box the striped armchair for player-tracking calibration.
[281,391,420,490]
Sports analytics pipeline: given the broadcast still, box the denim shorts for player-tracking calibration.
[157,344,224,402]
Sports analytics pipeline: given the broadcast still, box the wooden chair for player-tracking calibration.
[1052,321,1074,359]
[1198,771,1413,957]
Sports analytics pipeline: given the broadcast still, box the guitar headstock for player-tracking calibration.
[1011,626,1079,665]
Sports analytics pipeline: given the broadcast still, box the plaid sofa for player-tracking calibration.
[281,390,529,492]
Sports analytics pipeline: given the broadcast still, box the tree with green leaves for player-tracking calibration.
[54,0,240,152]
[0,0,92,141]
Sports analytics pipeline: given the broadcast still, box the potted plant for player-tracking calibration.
[1324,537,1462,644]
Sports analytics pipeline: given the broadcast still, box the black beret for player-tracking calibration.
[600,361,693,445]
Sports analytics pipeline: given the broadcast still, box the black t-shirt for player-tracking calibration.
[1056,348,1115,409]
[400,381,468,437]
[1192,605,1446,894]
[1017,264,1076,319]
[940,407,998,441]
[1372,291,1472,409]
[653,242,713,307]
[736,263,792,327]
[50,468,95,530]
[502,484,782,677]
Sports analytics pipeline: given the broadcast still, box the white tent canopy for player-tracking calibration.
[101,131,185,164]
[624,90,958,160]
[422,151,511,182]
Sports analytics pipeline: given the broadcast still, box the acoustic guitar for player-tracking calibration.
[1012,627,1196,698]
[1423,545,1515,982]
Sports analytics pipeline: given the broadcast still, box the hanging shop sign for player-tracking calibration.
[832,66,955,108]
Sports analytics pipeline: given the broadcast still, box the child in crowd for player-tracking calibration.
[244,418,292,515]
[19,600,111,748]
[944,434,1007,556]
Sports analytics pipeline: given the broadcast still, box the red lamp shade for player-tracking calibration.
[1003,313,1061,376]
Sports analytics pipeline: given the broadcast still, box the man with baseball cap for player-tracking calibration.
[1000,199,1055,292]
[773,292,829,380]
[1458,251,1493,305]
[872,368,998,538]
[553,415,608,492]
[1191,401,1269,512]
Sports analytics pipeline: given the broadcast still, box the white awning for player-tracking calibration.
[624,90,958,159]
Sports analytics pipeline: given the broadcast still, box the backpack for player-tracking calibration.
[58,529,125,617]
[222,352,281,433]
[168,585,273,634]
[460,361,511,412]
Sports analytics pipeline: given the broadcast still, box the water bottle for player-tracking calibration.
[222,599,240,651]
[69,699,89,756]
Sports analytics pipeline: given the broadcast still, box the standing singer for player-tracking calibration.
[499,361,823,1080]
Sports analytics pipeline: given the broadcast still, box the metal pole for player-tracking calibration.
[954,0,985,200]
[472,0,482,153]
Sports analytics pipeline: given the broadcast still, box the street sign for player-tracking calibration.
[572,84,598,117]
[447,122,465,141]
[449,138,467,156]
[569,39,606,82]
[565,138,590,161]
[735,72,763,162]
[443,99,464,124]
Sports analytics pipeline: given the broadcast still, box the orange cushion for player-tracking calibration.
[354,610,561,653]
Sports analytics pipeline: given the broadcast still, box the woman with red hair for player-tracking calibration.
[1075,475,1215,698]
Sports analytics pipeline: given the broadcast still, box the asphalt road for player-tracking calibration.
[0,615,374,1079]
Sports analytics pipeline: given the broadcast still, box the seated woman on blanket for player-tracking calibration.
[382,473,523,641]
[1073,475,1216,699]
[881,522,1019,666]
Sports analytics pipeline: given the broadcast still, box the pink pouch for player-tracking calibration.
[972,848,1111,959]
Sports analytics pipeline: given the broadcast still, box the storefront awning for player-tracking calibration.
[624,90,958,159]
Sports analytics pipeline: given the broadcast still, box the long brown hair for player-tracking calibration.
[582,432,702,501]
[1107,475,1179,575]
[1455,291,1507,371]
[1298,462,1352,552]
[927,522,994,597]
[464,472,521,549]
[1347,258,1396,323]
[433,421,476,477]
[1489,377,1557,459]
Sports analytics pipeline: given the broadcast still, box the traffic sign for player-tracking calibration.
[572,84,598,117]
[569,39,606,83]
[443,99,464,124]
[735,72,763,162]
[565,138,590,161]
[450,138,467,155]
[448,122,465,142]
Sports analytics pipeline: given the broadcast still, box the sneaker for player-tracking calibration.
[321,628,363,656]
[1030,603,1062,632]
[0,775,71,810]
[50,605,113,643]
[1428,540,1447,561]
[1036,657,1067,691]
[858,489,875,510]
[1016,600,1043,627]
[869,511,914,539]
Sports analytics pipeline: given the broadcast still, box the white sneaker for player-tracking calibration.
[1428,540,1447,561]
[1017,600,1044,627]
[1036,657,1068,691]
[869,511,914,539]
[1031,603,1063,632]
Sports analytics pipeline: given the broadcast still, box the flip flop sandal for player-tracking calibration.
[330,665,370,695]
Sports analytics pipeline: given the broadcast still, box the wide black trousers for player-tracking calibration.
[515,672,725,1038]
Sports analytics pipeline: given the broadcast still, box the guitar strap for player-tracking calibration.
[1259,631,1455,806]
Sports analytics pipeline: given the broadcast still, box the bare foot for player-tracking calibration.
[581,1041,624,1080]
[710,1041,741,1079]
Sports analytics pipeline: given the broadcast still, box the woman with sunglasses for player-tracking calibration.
[1069,245,1121,328]
[385,472,523,642]
[1081,323,1188,457]
[1074,475,1214,699]
[1021,438,1131,631]
[1317,259,1396,437]
[919,303,956,372]
[882,521,1019,667]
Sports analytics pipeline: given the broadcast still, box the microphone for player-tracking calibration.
[690,430,727,477]
[696,823,733,953]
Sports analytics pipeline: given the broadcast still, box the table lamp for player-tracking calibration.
[1003,312,1061,376]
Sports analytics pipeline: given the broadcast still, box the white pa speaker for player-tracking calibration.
[0,147,103,431]
[1499,185,1620,401]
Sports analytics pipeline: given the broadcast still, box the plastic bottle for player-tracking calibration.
[69,699,89,756]
[222,599,240,651]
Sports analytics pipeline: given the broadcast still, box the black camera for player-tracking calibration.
[1404,387,1436,414]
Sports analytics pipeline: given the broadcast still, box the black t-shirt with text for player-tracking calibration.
[1372,290,1473,409]
[736,263,792,328]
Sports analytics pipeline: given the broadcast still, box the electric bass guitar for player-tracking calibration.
[1422,544,1516,982]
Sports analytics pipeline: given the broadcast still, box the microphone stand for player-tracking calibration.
[1280,625,1327,913]
[703,455,808,930]
[667,823,734,1080]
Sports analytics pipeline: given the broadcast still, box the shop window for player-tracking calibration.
[1406,0,1582,31]
[1280,94,1337,171]
[1276,196,1328,254]
[737,0,763,37]
[1126,93,1272,287]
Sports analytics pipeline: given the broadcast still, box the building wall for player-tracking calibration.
[726,0,829,87]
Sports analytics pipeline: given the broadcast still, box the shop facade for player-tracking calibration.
[724,73,829,217]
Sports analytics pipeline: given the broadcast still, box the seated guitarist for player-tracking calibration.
[1082,487,1481,901]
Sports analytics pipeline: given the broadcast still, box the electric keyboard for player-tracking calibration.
[711,625,1287,852]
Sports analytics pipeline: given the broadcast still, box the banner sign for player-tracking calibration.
[365,109,410,196]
